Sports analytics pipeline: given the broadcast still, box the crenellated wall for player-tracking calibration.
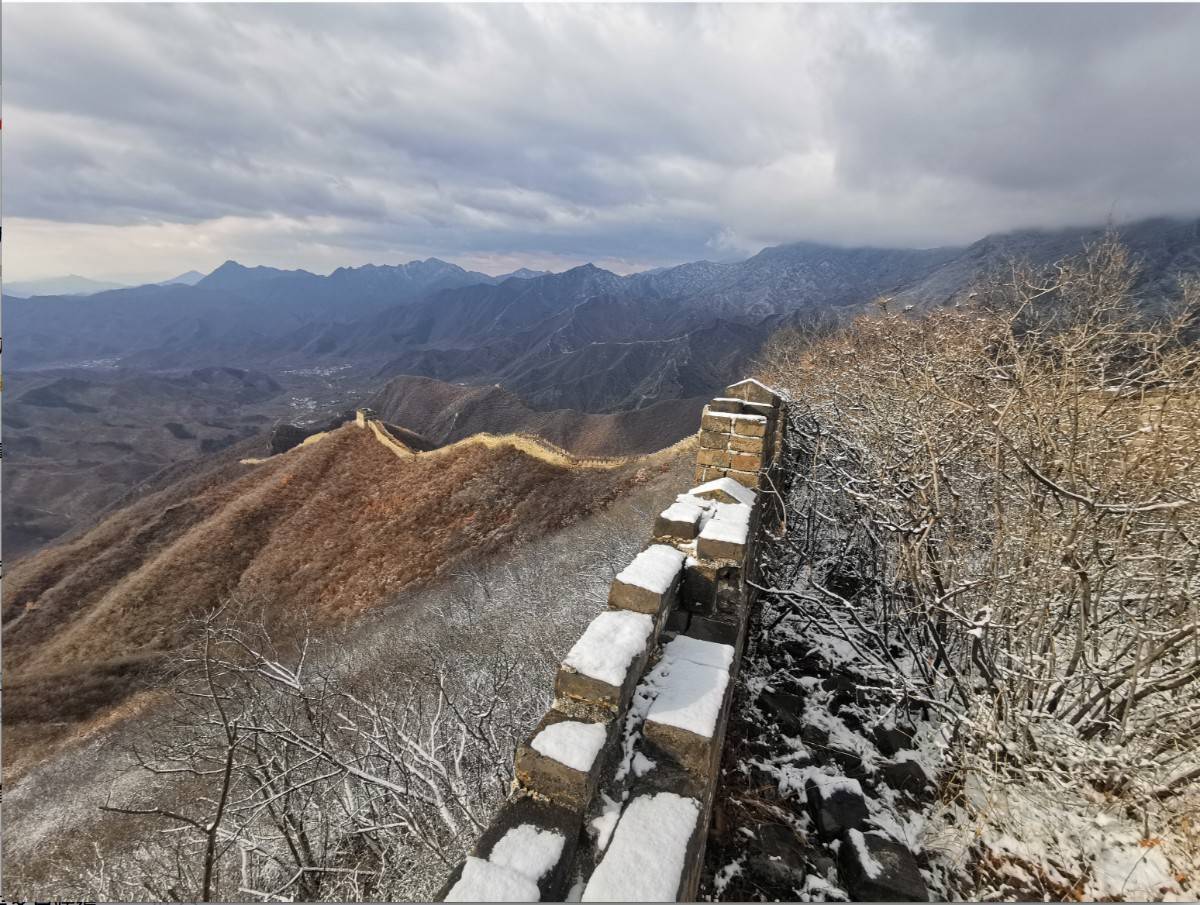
[436,378,786,903]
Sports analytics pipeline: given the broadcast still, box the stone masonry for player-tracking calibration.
[438,379,786,902]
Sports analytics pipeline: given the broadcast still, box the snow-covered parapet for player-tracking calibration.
[438,379,788,903]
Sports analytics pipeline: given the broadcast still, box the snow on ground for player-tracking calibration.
[562,610,653,686]
[589,792,623,853]
[532,720,608,772]
[615,544,687,593]
[582,792,701,902]
[923,764,1197,901]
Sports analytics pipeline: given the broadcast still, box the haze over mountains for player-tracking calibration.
[9,218,1198,397]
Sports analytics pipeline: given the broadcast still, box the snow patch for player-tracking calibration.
[615,544,686,594]
[582,793,700,901]
[563,611,653,686]
[689,476,757,507]
[489,824,567,882]
[531,720,607,773]
[446,857,541,902]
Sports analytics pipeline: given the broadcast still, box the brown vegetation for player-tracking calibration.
[3,423,685,779]
[753,234,1200,898]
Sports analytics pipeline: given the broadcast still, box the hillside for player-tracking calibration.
[2,366,355,557]
[366,375,706,455]
[3,422,689,775]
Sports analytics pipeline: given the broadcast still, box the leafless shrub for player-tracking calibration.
[755,233,1200,807]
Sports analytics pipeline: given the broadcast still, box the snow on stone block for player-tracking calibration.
[697,516,749,562]
[581,793,701,902]
[532,720,608,773]
[724,377,782,405]
[446,824,568,902]
[839,829,929,902]
[445,856,541,902]
[516,712,611,809]
[609,544,686,615]
[654,500,705,541]
[663,634,735,671]
[713,501,752,525]
[689,476,756,507]
[647,658,730,740]
[557,611,654,710]
[562,611,653,686]
[488,824,567,885]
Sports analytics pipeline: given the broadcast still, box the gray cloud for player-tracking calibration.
[7,3,1200,281]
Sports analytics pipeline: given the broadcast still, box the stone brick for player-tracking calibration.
[731,451,763,472]
[693,464,710,484]
[514,710,613,811]
[698,429,729,449]
[654,509,702,542]
[555,667,629,713]
[643,719,721,782]
[700,410,736,433]
[727,434,765,454]
[743,400,776,418]
[608,557,684,616]
[726,469,762,489]
[697,447,732,468]
[839,830,929,902]
[706,397,745,414]
[732,417,768,438]
[697,532,745,562]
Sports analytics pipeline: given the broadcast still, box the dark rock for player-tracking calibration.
[743,823,808,888]
[873,724,917,757]
[827,746,869,781]
[759,689,805,736]
[880,757,933,798]
[805,776,868,840]
[838,829,929,902]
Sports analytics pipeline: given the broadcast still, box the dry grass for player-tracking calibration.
[3,424,685,776]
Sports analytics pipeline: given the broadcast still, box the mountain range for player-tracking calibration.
[8,217,1198,413]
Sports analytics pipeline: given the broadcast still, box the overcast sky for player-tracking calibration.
[6,3,1200,282]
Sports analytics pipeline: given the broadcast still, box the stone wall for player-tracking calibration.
[437,379,786,902]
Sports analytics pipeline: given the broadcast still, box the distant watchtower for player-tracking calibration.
[355,407,378,428]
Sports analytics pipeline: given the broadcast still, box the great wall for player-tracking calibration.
[245,380,937,901]
[434,378,791,902]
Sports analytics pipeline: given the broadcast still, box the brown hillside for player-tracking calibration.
[3,424,682,766]
[366,374,705,456]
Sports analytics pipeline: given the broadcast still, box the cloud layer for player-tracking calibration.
[7,4,1200,280]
